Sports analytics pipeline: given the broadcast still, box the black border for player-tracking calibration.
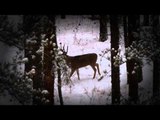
[1,1,160,15]
[1,2,160,118]
[1,105,159,117]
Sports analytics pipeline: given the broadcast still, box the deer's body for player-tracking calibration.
[65,53,101,80]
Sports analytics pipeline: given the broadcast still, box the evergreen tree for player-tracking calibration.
[126,15,140,103]
[0,15,23,50]
[43,16,56,105]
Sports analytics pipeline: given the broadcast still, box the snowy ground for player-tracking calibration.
[54,15,153,105]
[0,15,153,105]
[54,38,153,105]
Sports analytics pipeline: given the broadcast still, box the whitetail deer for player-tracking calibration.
[60,45,101,80]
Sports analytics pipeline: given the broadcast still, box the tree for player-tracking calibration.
[0,15,23,50]
[23,15,51,105]
[110,15,120,104]
[152,15,160,98]
[22,15,66,105]
[57,65,63,105]
[99,15,108,42]
[0,57,33,105]
[143,15,150,26]
[126,15,141,103]
[126,15,160,104]
[123,15,128,54]
[23,16,59,105]
[43,16,57,105]
[135,16,143,84]
[23,15,43,88]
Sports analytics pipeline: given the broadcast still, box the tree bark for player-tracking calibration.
[152,15,160,98]
[136,15,143,83]
[127,15,139,103]
[153,59,160,97]
[23,16,43,105]
[100,15,108,42]
[110,15,120,104]
[143,15,149,26]
[43,16,58,105]
[57,68,63,105]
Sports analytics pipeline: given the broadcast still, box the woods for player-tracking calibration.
[0,15,160,105]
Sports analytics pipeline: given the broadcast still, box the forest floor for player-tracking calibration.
[54,40,153,105]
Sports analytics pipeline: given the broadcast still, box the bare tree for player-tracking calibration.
[99,15,108,42]
[110,15,120,104]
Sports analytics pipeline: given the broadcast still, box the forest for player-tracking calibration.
[0,15,159,105]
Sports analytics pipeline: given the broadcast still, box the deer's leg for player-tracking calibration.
[70,69,76,78]
[76,69,80,80]
[96,63,101,75]
[91,65,96,79]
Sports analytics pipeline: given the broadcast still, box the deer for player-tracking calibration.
[60,45,101,80]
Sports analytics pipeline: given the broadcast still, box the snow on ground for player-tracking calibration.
[54,36,129,105]
[54,38,152,105]
[139,59,153,101]
[54,39,129,105]
[54,16,153,105]
[0,15,153,105]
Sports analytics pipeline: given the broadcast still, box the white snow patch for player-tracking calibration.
[54,18,153,104]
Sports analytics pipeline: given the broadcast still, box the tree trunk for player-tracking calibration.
[152,15,160,98]
[23,16,43,105]
[43,34,54,105]
[153,59,160,97]
[143,15,149,26]
[123,15,128,52]
[100,15,108,42]
[33,34,43,89]
[127,15,139,103]
[43,16,57,105]
[57,68,63,105]
[110,15,120,104]
[135,15,143,83]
